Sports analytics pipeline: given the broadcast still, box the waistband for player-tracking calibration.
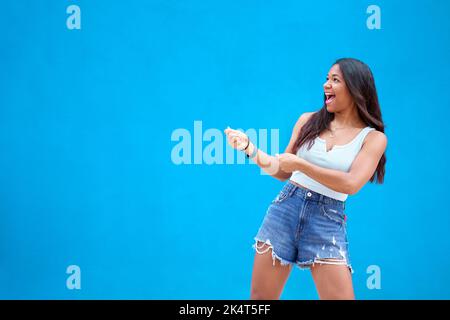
[284,180,346,209]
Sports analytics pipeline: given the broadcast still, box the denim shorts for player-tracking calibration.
[252,181,353,273]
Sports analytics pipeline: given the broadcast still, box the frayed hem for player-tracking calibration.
[252,238,295,267]
[296,259,354,274]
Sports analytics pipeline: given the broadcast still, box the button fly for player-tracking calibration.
[307,192,312,197]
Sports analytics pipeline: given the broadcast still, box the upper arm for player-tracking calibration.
[284,112,315,154]
[348,131,387,194]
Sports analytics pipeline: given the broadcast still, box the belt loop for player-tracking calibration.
[289,184,296,197]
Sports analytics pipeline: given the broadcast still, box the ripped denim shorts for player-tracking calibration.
[252,180,353,273]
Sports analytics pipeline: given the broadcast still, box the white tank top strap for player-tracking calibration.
[356,126,376,149]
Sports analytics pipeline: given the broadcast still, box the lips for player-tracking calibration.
[325,93,336,105]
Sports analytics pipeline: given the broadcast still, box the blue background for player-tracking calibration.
[1,0,449,299]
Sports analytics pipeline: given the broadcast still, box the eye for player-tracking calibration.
[333,78,339,83]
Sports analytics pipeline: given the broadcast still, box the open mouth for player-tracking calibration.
[325,94,336,104]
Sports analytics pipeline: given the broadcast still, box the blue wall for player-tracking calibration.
[1,0,449,299]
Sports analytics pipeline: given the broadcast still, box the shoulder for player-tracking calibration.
[363,129,387,150]
[295,111,316,127]
[301,111,316,120]
[291,112,317,134]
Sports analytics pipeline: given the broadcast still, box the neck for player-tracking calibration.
[332,105,365,128]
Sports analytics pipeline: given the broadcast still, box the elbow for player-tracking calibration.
[347,183,363,195]
[275,175,291,182]
[274,171,292,182]
[345,178,359,195]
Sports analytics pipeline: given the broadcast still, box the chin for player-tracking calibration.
[326,101,342,113]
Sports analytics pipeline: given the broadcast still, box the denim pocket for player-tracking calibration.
[272,189,289,204]
[321,204,346,225]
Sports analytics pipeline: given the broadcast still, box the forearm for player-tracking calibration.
[245,143,291,181]
[295,158,354,194]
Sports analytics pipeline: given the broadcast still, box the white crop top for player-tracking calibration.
[290,126,375,201]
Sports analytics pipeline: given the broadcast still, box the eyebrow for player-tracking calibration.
[327,74,341,78]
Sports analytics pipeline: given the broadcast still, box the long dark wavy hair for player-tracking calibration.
[292,58,386,183]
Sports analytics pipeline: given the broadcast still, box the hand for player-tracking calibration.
[275,153,302,173]
[224,126,250,151]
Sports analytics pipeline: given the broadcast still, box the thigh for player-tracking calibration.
[250,242,293,300]
[310,263,355,300]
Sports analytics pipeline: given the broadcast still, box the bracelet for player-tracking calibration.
[246,144,258,159]
[242,137,250,151]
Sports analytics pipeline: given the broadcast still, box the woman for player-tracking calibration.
[224,58,387,300]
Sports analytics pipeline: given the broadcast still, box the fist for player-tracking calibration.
[276,153,301,173]
[224,126,249,151]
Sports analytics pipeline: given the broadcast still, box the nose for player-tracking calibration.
[323,81,331,89]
